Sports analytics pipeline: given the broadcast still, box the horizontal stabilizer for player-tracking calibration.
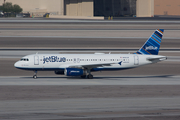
[147,56,167,61]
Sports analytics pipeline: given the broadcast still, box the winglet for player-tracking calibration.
[134,29,164,55]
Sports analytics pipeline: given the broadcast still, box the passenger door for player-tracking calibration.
[134,56,139,65]
[34,56,39,65]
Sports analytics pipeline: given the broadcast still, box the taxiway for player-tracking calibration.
[0,18,180,120]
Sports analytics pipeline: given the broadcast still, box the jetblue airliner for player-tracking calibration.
[14,29,166,79]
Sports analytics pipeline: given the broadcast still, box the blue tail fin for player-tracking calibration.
[134,29,164,55]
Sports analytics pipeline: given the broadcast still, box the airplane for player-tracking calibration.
[14,29,167,79]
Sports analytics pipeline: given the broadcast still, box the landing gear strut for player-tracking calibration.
[80,69,94,79]
[87,69,93,79]
[33,71,37,79]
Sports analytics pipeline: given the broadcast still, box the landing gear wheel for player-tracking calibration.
[81,75,86,78]
[87,74,93,79]
[33,70,37,79]
[33,75,37,79]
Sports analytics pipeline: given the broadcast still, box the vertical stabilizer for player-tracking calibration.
[134,29,164,55]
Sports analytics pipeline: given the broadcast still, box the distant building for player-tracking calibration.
[0,0,179,18]
[154,0,180,16]
[94,0,136,17]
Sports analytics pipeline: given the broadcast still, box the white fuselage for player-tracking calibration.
[14,53,165,72]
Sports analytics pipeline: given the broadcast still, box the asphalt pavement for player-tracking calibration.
[0,18,180,120]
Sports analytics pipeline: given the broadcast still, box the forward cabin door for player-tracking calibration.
[34,56,39,65]
[134,56,139,65]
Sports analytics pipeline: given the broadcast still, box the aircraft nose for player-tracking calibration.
[14,61,20,68]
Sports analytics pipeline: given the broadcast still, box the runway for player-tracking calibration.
[1,97,180,119]
[1,30,180,38]
[0,83,180,120]
[1,37,180,49]
[1,75,180,85]
[1,78,180,120]
[1,18,180,120]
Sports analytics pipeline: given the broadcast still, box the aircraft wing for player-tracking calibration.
[60,61,122,69]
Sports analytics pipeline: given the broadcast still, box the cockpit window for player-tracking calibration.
[20,58,29,61]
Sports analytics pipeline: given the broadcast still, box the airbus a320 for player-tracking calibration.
[14,29,166,79]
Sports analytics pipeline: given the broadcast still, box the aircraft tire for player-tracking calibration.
[81,75,86,78]
[33,75,37,79]
[87,74,93,79]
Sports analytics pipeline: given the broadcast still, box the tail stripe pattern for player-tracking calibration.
[151,36,160,44]
[134,29,164,55]
[152,33,161,42]
[158,29,163,34]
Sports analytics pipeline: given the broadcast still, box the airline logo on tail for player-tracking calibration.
[145,46,158,50]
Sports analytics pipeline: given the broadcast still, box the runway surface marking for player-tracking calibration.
[0,76,180,85]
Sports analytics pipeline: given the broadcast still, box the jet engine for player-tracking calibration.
[64,68,85,76]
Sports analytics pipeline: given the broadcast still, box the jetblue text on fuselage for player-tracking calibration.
[43,56,66,64]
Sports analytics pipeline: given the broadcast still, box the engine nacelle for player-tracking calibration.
[54,70,64,75]
[64,68,84,76]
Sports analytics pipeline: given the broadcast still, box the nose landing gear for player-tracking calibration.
[33,71,37,79]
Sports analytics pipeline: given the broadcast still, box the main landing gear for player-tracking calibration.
[81,74,93,79]
[81,69,93,79]
[33,71,37,79]
[87,74,93,79]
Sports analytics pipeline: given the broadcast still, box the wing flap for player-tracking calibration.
[69,63,115,69]
[61,62,122,69]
